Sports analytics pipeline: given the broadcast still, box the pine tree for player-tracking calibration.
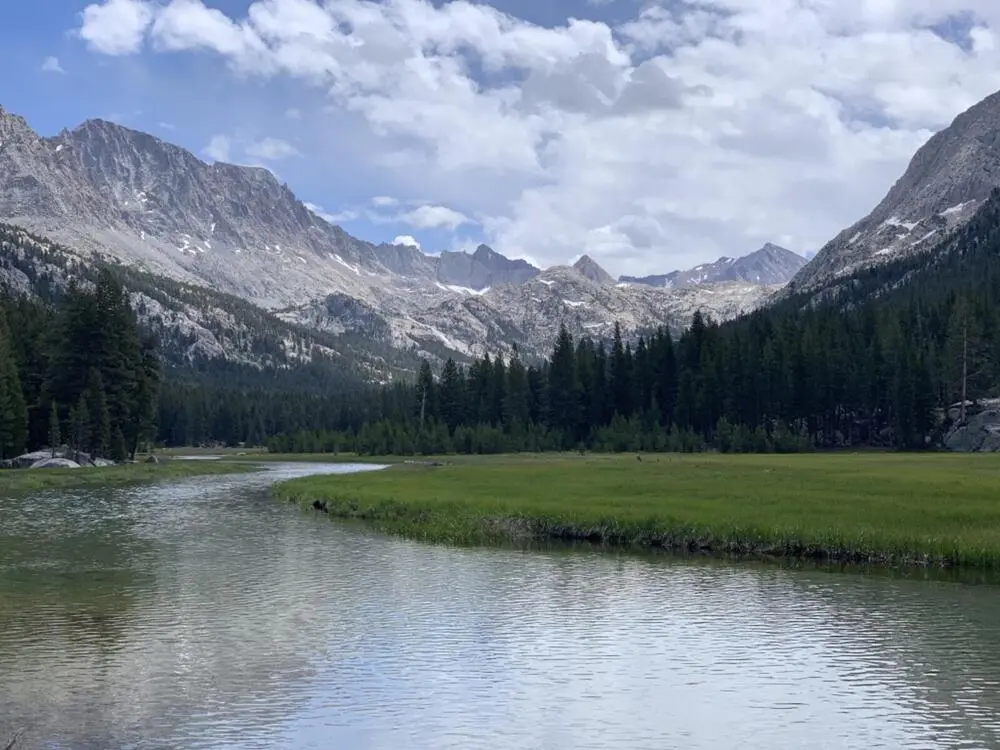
[48,401,61,457]
[111,426,128,463]
[0,314,28,459]
[85,368,112,457]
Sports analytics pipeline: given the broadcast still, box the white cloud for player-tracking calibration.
[398,204,470,230]
[305,201,357,224]
[285,107,301,119]
[77,0,1000,275]
[202,134,231,162]
[41,56,66,74]
[244,136,300,161]
[392,235,422,249]
[371,196,399,207]
[79,0,154,55]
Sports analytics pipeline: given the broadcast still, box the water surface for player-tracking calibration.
[2,462,999,749]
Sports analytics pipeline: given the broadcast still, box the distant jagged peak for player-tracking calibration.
[572,254,615,285]
[620,242,806,289]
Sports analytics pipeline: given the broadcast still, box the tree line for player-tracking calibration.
[0,269,159,460]
[9,192,1000,458]
[262,192,1000,455]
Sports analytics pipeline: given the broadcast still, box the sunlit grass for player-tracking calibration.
[274,452,1000,568]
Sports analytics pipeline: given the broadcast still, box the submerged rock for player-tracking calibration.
[30,458,82,469]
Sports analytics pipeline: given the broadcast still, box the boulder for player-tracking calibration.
[91,458,115,467]
[14,450,55,469]
[30,458,81,469]
[944,409,1000,452]
[144,454,160,464]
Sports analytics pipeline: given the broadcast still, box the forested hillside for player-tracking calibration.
[0,269,158,460]
[258,189,1000,455]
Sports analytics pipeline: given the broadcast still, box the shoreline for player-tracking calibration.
[0,458,254,494]
[272,453,1000,570]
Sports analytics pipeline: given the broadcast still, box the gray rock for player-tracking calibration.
[437,245,538,290]
[13,449,56,469]
[30,458,81,469]
[944,409,1000,452]
[622,243,807,288]
[91,458,115,467]
[573,255,615,286]
[144,454,160,464]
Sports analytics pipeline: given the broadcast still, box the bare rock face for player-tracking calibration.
[572,255,616,286]
[437,245,539,290]
[788,90,1000,294]
[622,243,806,288]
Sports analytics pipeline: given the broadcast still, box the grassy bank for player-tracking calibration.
[275,452,1000,568]
[0,459,252,494]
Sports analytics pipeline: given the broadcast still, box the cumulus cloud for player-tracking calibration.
[398,205,470,230]
[79,0,153,55]
[41,56,66,74]
[202,134,231,162]
[305,202,357,223]
[244,136,299,161]
[392,235,421,249]
[76,0,1000,275]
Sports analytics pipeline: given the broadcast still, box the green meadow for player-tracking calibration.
[274,452,1000,568]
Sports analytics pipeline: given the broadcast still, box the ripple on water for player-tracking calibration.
[1,463,1000,749]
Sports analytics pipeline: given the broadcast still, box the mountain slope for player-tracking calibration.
[0,222,419,384]
[0,104,790,365]
[573,255,615,286]
[789,90,1000,293]
[622,243,806,288]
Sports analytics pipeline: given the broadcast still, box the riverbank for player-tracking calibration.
[274,452,1000,568]
[0,458,252,494]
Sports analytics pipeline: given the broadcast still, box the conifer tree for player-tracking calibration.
[48,401,60,457]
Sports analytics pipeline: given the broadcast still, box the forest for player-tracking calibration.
[0,269,159,461]
[257,192,1000,456]
[7,191,1000,458]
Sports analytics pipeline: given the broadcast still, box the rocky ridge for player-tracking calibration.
[0,104,794,363]
[788,91,1000,294]
[622,243,806,288]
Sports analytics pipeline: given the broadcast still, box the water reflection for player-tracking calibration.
[0,463,999,749]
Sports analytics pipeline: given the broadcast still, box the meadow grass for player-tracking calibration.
[0,458,252,495]
[274,452,1000,568]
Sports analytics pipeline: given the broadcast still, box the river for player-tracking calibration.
[2,461,1000,749]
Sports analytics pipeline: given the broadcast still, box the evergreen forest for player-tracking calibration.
[9,192,1000,458]
[0,269,159,461]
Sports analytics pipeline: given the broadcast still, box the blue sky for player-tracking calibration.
[3,1,1000,274]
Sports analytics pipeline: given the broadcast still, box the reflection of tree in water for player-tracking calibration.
[0,479,352,749]
[0,490,153,749]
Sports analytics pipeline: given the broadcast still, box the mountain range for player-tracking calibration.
[5,82,1000,371]
[0,104,804,363]
[621,243,806,288]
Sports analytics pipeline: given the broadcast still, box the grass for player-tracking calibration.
[274,452,1000,569]
[0,458,252,494]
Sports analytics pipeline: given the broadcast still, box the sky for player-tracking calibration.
[3,1,1000,276]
